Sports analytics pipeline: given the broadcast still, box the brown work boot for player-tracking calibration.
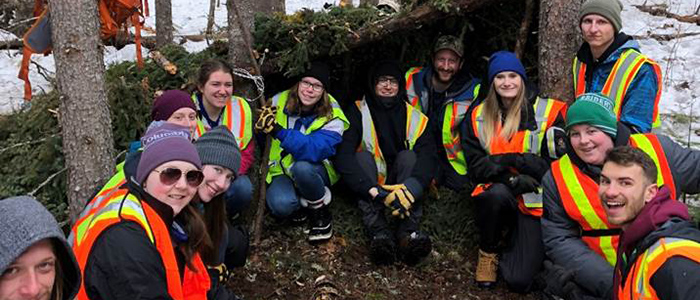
[475,249,498,289]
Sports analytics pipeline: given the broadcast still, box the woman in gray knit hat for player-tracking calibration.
[0,196,81,300]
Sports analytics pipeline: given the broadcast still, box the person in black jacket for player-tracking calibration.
[333,60,438,265]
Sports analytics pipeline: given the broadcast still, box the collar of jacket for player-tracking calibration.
[126,177,175,227]
[422,65,478,99]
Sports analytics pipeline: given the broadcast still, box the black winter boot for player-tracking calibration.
[369,230,396,265]
[397,230,432,265]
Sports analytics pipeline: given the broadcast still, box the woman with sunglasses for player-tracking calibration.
[257,62,348,242]
[461,51,567,292]
[70,123,212,300]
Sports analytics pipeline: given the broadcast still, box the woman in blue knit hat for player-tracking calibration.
[460,51,567,291]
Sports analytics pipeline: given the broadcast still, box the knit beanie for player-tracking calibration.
[566,92,618,137]
[301,61,331,91]
[194,125,241,173]
[151,90,197,121]
[433,35,464,58]
[487,51,527,84]
[136,122,202,184]
[0,196,81,299]
[580,0,623,33]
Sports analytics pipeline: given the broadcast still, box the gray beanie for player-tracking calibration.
[580,0,623,33]
[0,196,81,299]
[195,125,241,173]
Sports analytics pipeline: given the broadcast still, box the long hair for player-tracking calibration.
[184,59,234,95]
[199,194,227,266]
[177,205,213,271]
[285,81,333,120]
[480,79,527,151]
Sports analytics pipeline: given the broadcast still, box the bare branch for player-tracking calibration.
[28,167,67,197]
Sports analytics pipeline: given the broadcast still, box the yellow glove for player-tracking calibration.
[380,184,415,218]
[255,105,277,134]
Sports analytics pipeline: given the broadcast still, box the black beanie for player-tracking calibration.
[371,60,403,85]
[301,61,330,90]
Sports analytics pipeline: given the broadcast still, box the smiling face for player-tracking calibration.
[198,165,234,203]
[167,107,197,137]
[569,124,615,165]
[599,162,658,228]
[432,49,463,84]
[493,71,523,103]
[580,14,615,56]
[374,75,399,98]
[199,70,233,110]
[0,239,56,300]
[297,76,324,109]
[143,160,200,215]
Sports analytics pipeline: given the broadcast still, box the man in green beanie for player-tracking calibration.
[539,93,700,299]
[573,0,662,133]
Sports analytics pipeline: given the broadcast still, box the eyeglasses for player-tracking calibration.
[154,168,204,187]
[299,80,324,92]
[376,76,399,88]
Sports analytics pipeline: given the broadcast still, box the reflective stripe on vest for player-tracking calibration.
[628,134,676,199]
[69,188,210,300]
[192,94,253,149]
[618,237,700,300]
[266,90,349,184]
[573,49,662,129]
[405,67,425,112]
[441,85,480,175]
[355,98,428,184]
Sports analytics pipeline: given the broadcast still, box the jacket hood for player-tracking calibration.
[365,60,408,109]
[0,196,81,300]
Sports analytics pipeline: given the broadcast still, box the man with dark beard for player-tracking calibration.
[334,60,438,265]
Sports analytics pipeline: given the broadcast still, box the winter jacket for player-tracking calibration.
[541,124,700,298]
[273,111,344,163]
[575,33,660,133]
[406,65,480,119]
[613,186,700,300]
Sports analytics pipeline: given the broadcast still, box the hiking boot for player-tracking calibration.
[397,231,432,265]
[290,208,308,226]
[369,231,396,265]
[307,206,333,242]
[476,249,498,289]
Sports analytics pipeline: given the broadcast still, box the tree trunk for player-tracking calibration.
[156,0,174,48]
[537,0,585,102]
[48,0,115,222]
[206,0,217,36]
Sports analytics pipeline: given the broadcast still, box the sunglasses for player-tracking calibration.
[154,168,204,187]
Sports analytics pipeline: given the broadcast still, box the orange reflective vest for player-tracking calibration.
[470,97,566,217]
[69,188,210,300]
[617,237,700,300]
[573,49,663,129]
[405,67,426,110]
[192,94,253,149]
[355,98,428,185]
[551,134,676,266]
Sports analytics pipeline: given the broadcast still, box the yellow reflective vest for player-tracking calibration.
[191,94,253,149]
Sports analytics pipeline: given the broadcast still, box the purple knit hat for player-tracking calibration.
[135,122,202,184]
[151,90,197,121]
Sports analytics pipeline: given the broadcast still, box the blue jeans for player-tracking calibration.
[266,161,330,217]
[224,175,253,217]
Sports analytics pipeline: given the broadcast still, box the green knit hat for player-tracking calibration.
[566,93,618,137]
[580,0,623,33]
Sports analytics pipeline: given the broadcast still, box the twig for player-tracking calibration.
[631,32,700,41]
[634,4,700,25]
[28,167,67,197]
[31,60,55,85]
[5,17,39,30]
[0,134,58,154]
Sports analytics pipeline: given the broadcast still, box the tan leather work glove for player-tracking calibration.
[380,184,415,219]
[255,105,278,134]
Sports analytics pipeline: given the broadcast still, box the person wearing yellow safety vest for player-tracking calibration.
[404,35,481,191]
[257,62,348,243]
[334,60,437,265]
[461,51,566,292]
[69,123,215,300]
[596,146,700,300]
[191,59,255,222]
[573,0,662,133]
[540,93,700,300]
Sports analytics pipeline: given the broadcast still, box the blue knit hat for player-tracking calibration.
[488,51,527,84]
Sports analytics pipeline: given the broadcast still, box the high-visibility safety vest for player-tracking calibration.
[405,67,428,111]
[69,188,210,300]
[573,49,663,129]
[191,94,253,149]
[470,97,566,216]
[265,90,349,184]
[551,134,676,266]
[617,237,700,300]
[355,98,429,185]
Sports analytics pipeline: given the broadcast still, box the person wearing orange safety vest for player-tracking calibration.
[334,60,438,266]
[596,146,700,300]
[573,0,662,133]
[69,123,214,300]
[404,35,481,191]
[191,59,255,222]
[461,51,566,292]
[541,93,700,300]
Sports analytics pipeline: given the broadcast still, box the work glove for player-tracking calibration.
[542,260,577,299]
[381,184,415,219]
[373,186,391,202]
[507,174,540,195]
[490,153,519,167]
[255,105,279,134]
[516,153,550,179]
[207,263,230,285]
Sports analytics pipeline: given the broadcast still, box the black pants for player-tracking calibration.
[473,183,544,292]
[436,158,472,192]
[355,150,423,238]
